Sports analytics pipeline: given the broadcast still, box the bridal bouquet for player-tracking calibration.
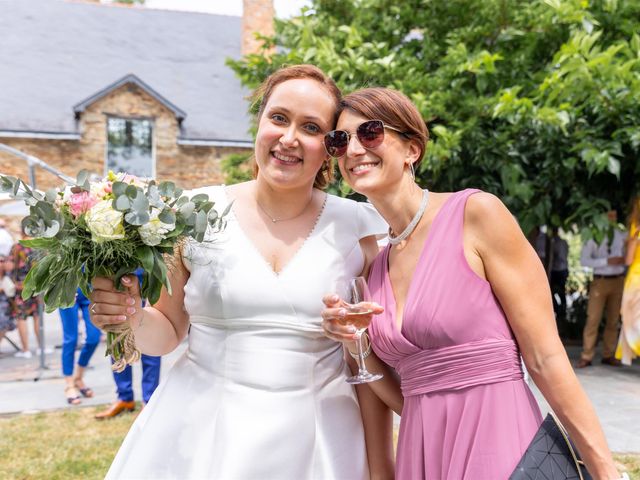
[0,170,229,371]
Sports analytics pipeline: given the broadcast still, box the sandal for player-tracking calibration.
[64,386,82,405]
[74,379,94,398]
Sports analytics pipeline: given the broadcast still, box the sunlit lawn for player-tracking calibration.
[1,407,638,479]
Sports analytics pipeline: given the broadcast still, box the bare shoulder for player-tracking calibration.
[464,191,523,252]
[465,191,511,223]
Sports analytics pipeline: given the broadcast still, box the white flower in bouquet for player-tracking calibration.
[139,209,175,246]
[85,199,126,243]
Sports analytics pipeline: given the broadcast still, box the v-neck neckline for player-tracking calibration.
[222,186,329,278]
[384,192,457,335]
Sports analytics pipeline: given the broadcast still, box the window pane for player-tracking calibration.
[107,118,153,178]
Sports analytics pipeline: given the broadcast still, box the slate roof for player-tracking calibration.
[0,0,253,145]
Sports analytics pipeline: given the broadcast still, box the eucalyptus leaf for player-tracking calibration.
[0,175,16,192]
[76,170,90,189]
[158,181,176,197]
[125,185,139,199]
[131,191,150,213]
[114,195,132,211]
[112,181,128,197]
[195,210,208,234]
[43,220,61,238]
[158,209,176,224]
[179,201,196,218]
[125,209,150,226]
[45,188,58,202]
[190,193,209,205]
[147,184,165,209]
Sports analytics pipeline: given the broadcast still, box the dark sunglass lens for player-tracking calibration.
[357,120,385,148]
[324,130,349,157]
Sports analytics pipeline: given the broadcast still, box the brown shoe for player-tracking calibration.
[601,357,622,367]
[575,358,592,368]
[95,400,136,419]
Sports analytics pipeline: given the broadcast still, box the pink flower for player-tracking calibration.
[68,191,98,217]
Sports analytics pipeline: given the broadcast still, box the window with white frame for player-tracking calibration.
[106,117,154,178]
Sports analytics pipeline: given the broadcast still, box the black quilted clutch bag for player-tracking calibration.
[510,412,592,480]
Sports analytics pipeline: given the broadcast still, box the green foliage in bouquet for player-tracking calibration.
[0,170,230,370]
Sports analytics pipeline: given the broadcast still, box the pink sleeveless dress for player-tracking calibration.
[368,189,543,479]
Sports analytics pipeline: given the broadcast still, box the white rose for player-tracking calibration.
[85,200,126,243]
[138,210,175,246]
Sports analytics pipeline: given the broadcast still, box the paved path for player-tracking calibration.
[1,311,639,452]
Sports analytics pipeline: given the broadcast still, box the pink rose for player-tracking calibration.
[68,191,98,217]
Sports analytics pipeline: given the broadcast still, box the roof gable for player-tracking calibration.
[73,74,187,121]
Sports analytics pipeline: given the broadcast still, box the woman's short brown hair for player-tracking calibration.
[251,64,342,190]
[339,87,429,165]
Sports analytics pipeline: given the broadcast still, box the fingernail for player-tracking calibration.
[126,297,135,305]
[331,295,339,302]
[347,325,356,333]
[122,277,131,284]
[338,309,346,317]
[126,307,136,314]
[117,315,127,321]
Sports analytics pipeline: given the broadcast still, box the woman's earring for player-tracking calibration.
[408,162,416,180]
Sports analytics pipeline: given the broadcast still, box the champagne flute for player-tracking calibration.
[345,277,383,384]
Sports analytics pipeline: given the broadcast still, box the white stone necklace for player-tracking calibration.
[388,189,429,245]
[256,193,314,223]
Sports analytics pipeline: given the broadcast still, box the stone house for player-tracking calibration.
[0,0,275,191]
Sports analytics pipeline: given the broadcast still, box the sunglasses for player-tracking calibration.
[323,119,408,158]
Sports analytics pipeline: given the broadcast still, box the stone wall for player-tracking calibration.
[0,82,251,192]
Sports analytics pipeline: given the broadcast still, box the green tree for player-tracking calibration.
[228,0,640,240]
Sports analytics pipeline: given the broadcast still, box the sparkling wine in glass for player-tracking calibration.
[345,277,383,384]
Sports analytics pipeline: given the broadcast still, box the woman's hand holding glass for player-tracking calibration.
[321,277,385,383]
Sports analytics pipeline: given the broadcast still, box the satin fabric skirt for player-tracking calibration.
[106,322,369,480]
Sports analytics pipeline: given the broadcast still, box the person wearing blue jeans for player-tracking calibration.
[60,288,100,405]
[95,269,161,418]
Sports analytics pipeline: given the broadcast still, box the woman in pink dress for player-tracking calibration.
[322,87,621,479]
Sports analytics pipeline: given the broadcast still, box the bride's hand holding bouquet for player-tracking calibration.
[0,170,229,371]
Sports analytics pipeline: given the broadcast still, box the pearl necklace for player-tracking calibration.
[388,189,429,245]
[256,193,314,223]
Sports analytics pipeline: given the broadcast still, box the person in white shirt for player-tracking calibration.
[0,219,14,257]
[577,210,627,368]
[0,255,16,346]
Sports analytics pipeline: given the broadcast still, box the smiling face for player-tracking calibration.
[335,110,418,196]
[254,78,336,191]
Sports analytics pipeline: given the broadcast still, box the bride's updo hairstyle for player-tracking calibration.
[339,87,429,167]
[251,64,342,190]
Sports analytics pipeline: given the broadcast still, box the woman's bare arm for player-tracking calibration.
[466,192,619,480]
[89,257,191,356]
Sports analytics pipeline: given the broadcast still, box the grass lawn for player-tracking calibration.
[1,406,638,479]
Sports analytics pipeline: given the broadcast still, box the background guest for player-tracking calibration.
[0,255,16,347]
[550,227,569,320]
[60,288,100,405]
[617,196,640,364]
[577,210,626,368]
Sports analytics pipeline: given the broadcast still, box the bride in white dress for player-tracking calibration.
[90,65,393,479]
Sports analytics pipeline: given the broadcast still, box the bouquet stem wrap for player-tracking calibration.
[107,325,140,373]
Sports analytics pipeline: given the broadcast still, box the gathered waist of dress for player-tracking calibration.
[397,338,523,397]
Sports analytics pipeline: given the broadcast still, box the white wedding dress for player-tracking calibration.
[106,185,387,480]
